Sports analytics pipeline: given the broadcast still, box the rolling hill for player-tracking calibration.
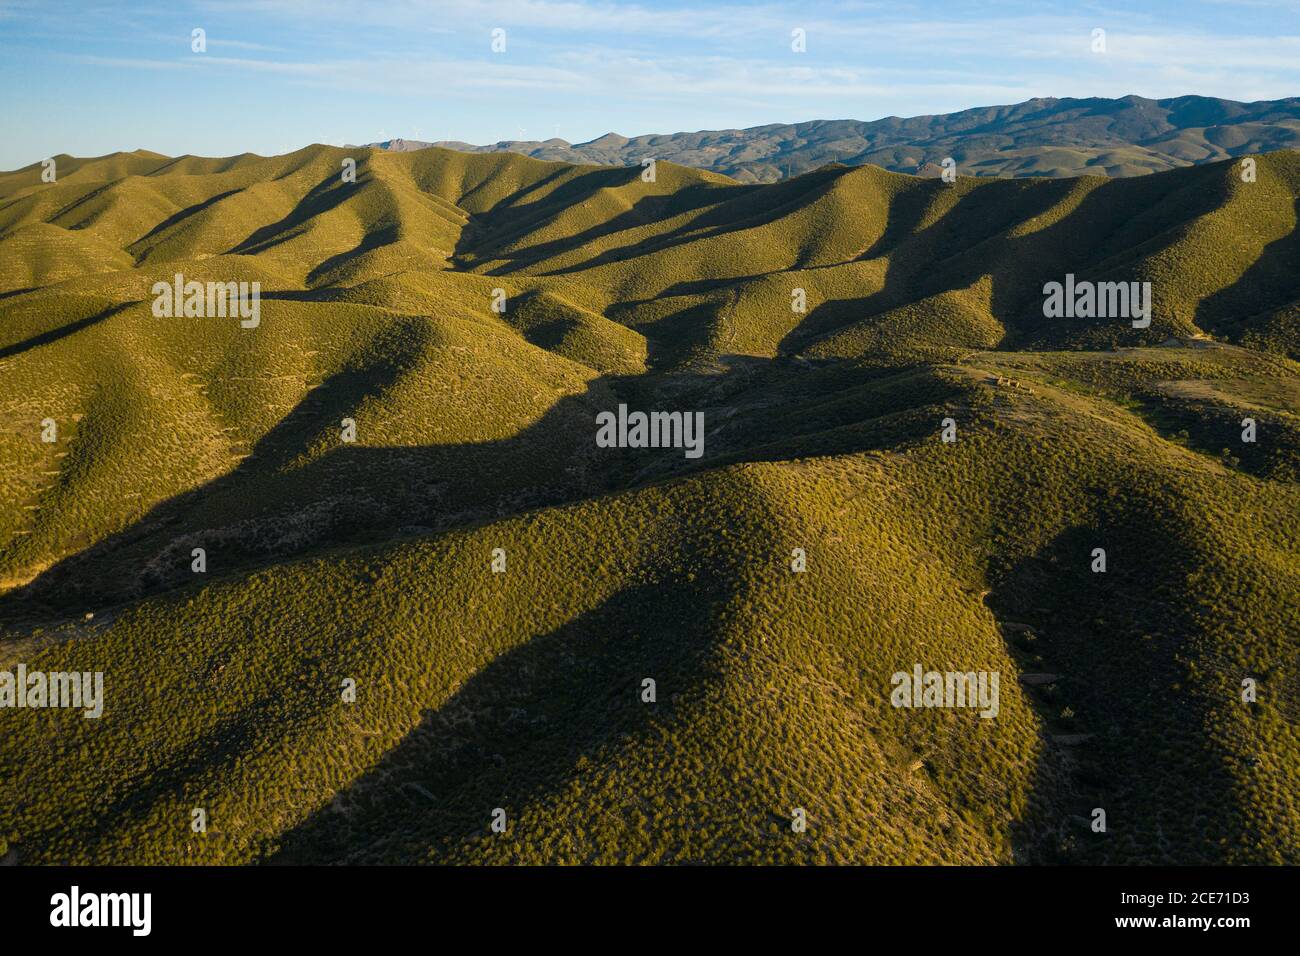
[0,143,1297,865]
[371,94,1300,182]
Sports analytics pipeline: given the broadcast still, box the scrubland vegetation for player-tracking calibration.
[0,146,1296,864]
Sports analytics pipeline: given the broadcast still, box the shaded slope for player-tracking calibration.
[0,143,1297,867]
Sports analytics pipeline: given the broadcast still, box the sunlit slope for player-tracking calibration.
[3,146,1297,355]
[1,357,1296,865]
[0,145,1297,866]
[0,290,605,593]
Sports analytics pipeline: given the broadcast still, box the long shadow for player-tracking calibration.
[622,275,767,303]
[457,167,847,278]
[525,167,852,278]
[268,578,731,864]
[452,165,645,266]
[855,175,947,262]
[228,167,373,257]
[778,159,1235,356]
[777,176,1083,353]
[622,296,726,371]
[0,352,955,622]
[24,685,330,861]
[992,511,1249,864]
[1195,196,1300,354]
[0,300,135,361]
[44,180,120,229]
[130,189,244,260]
[305,223,399,286]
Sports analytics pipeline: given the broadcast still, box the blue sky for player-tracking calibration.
[2,0,1299,169]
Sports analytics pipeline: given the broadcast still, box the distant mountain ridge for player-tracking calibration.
[369,94,1300,181]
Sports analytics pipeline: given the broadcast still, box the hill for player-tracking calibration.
[370,95,1300,182]
[0,145,1297,865]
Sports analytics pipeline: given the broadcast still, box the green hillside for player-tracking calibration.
[0,145,1297,865]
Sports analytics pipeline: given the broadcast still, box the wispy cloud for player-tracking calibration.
[5,0,1299,168]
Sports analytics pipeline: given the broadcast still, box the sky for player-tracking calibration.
[2,0,1299,169]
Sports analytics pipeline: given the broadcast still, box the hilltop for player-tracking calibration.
[0,144,1297,865]
[369,95,1300,181]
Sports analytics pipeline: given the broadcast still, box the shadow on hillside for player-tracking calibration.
[535,169,858,278]
[130,189,244,261]
[32,683,337,862]
[0,353,953,622]
[456,167,854,277]
[777,162,1232,356]
[0,300,137,361]
[266,577,729,864]
[453,164,644,269]
[305,223,399,286]
[989,516,1246,865]
[1195,196,1300,352]
[228,167,375,258]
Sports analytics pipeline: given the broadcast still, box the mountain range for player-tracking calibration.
[0,141,1297,865]
[371,95,1300,181]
